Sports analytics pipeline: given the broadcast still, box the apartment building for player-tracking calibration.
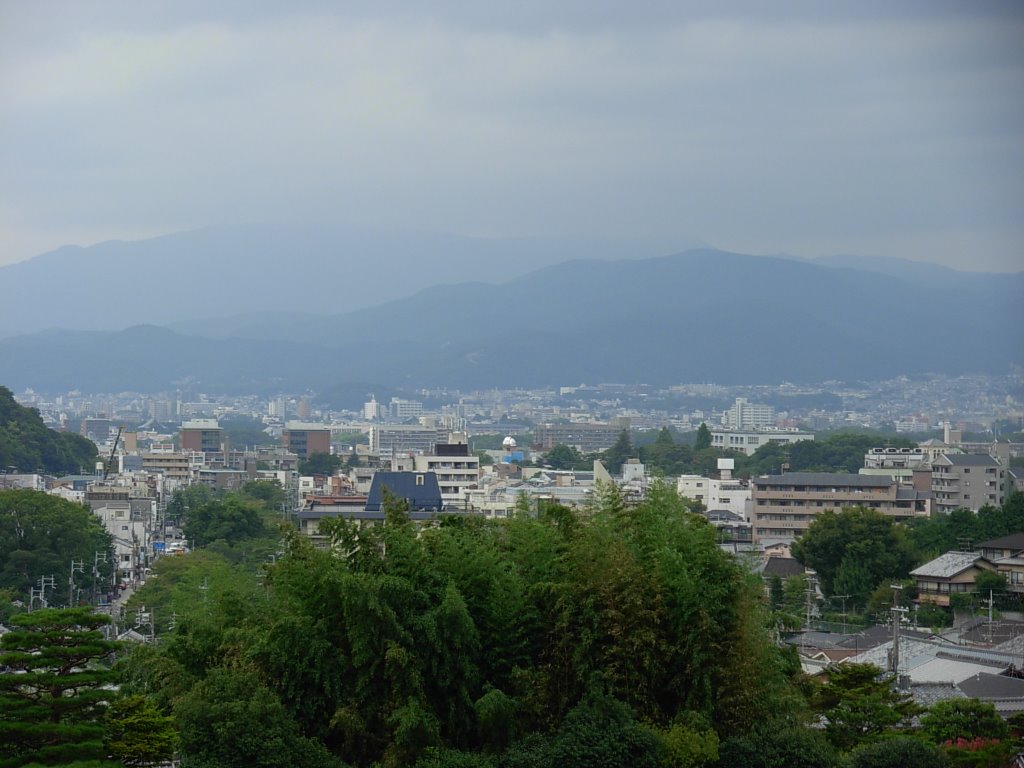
[534,420,630,453]
[931,453,1006,513]
[282,421,331,459]
[179,419,223,453]
[369,424,445,458]
[751,472,930,544]
[722,398,775,430]
[396,442,480,508]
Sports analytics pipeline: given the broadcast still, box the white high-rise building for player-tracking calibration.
[722,398,775,430]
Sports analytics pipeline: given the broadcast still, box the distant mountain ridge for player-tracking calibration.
[1,247,1020,395]
[0,224,701,337]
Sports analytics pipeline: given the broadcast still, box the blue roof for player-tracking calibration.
[366,472,443,512]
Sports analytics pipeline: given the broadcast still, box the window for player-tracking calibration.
[415,475,424,486]
[121,525,129,531]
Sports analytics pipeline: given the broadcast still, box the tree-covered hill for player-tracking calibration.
[0,385,97,474]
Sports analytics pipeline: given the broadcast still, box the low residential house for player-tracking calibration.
[911,551,996,607]
[979,534,1024,596]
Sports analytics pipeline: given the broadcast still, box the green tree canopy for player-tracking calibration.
[103,695,178,767]
[0,607,119,768]
[0,386,98,475]
[694,423,712,451]
[0,490,113,602]
[543,444,586,471]
[812,663,921,750]
[602,430,634,474]
[847,736,945,768]
[183,495,267,548]
[174,666,344,768]
[299,452,344,476]
[921,698,1009,744]
[791,508,917,597]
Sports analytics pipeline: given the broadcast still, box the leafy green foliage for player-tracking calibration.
[847,736,946,768]
[812,663,921,750]
[103,695,178,767]
[0,608,119,768]
[183,495,267,548]
[0,385,98,474]
[694,423,712,451]
[791,508,917,598]
[219,414,275,449]
[921,699,1009,744]
[0,490,113,601]
[174,667,345,768]
[602,430,634,474]
[300,452,344,476]
[127,481,808,767]
[910,493,1024,559]
[717,725,839,768]
[542,444,588,471]
[740,432,916,477]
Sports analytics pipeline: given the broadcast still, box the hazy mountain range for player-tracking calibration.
[0,227,1021,399]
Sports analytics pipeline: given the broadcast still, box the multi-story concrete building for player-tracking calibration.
[751,472,930,544]
[710,428,814,456]
[141,452,195,483]
[394,441,481,508]
[179,419,223,453]
[677,459,751,519]
[369,425,445,458]
[722,398,775,431]
[931,453,1006,513]
[534,420,630,453]
[390,398,424,420]
[863,447,928,470]
[283,421,331,459]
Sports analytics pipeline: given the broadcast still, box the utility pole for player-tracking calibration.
[889,584,908,677]
[29,575,56,611]
[804,575,818,636]
[67,559,85,607]
[92,551,107,606]
[833,594,851,634]
[986,589,995,644]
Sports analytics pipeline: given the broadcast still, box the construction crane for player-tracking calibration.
[102,425,123,481]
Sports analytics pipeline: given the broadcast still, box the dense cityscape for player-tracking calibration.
[3,2,1024,767]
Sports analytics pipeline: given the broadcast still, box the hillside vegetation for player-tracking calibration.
[0,386,97,474]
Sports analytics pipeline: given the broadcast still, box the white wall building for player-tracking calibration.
[94,502,151,586]
[722,398,775,430]
[710,428,814,456]
[677,460,751,520]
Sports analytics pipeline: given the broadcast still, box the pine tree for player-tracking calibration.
[694,422,712,451]
[0,607,119,768]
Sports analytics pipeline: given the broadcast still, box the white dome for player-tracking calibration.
[502,436,517,448]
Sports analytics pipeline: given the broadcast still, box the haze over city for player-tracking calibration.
[2,1,1023,272]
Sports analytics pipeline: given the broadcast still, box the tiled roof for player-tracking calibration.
[762,557,806,579]
[958,672,1024,700]
[366,471,443,512]
[937,453,1000,467]
[979,533,1024,551]
[911,551,982,578]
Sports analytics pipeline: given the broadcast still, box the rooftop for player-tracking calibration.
[979,533,1024,551]
[936,453,1000,467]
[910,551,983,579]
[754,472,890,488]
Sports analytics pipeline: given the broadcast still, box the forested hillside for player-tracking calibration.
[0,386,97,474]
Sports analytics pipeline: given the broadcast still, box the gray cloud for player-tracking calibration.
[1,2,1022,271]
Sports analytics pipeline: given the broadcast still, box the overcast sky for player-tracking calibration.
[1,1,1022,271]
